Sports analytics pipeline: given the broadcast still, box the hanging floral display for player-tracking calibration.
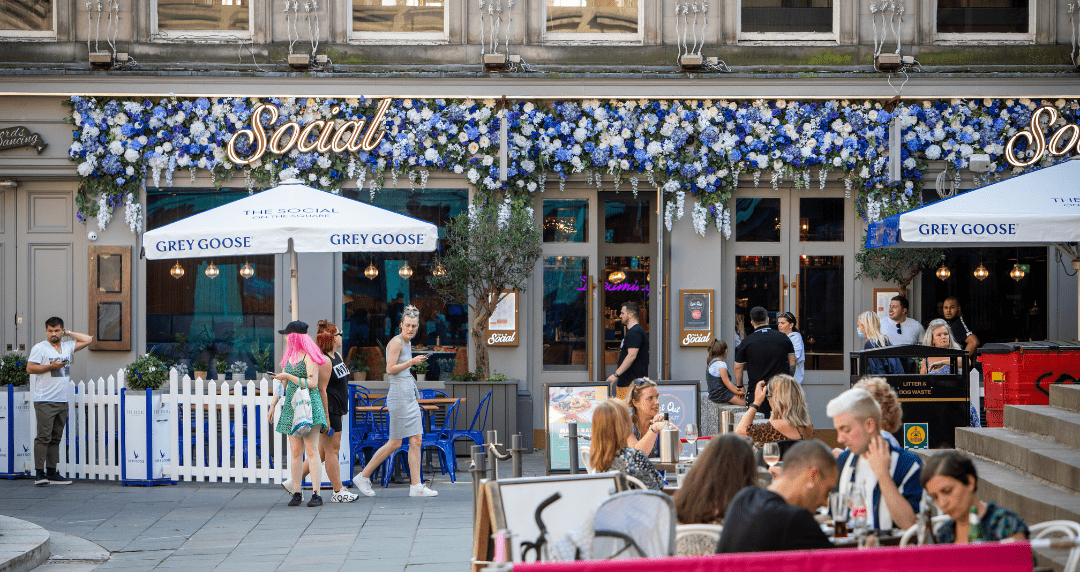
[67,95,1079,236]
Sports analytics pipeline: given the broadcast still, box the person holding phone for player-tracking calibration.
[26,317,93,486]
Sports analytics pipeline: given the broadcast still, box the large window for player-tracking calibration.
[340,189,467,380]
[146,188,275,378]
[740,0,835,41]
[545,0,640,42]
[0,0,54,37]
[936,0,1032,39]
[543,256,589,370]
[154,0,251,36]
[351,0,447,41]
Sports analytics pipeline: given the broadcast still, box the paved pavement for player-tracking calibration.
[0,453,548,572]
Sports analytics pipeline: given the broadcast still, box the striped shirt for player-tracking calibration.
[836,445,923,531]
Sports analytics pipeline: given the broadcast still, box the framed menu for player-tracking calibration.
[679,289,713,346]
[655,381,701,457]
[873,288,899,323]
[544,383,609,473]
[486,290,519,346]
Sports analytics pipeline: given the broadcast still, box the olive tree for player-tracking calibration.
[855,240,945,299]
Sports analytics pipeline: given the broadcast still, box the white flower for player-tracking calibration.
[109,141,124,155]
[319,176,331,187]
[77,161,94,176]
[124,148,139,162]
[467,168,480,183]
[453,164,464,174]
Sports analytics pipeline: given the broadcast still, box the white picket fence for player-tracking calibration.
[44,368,290,484]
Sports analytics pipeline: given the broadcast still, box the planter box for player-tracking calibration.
[120,388,174,486]
[362,380,446,393]
[444,380,519,456]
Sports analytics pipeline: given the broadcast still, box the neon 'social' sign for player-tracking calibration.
[226,98,392,166]
[1005,106,1080,167]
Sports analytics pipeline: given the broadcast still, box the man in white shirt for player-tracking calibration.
[880,295,925,347]
[26,317,92,486]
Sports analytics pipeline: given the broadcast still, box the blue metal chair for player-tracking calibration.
[448,390,492,451]
[381,399,460,486]
[419,389,448,399]
[348,385,371,475]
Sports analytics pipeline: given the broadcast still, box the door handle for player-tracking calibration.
[779,273,786,313]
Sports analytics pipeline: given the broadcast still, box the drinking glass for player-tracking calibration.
[676,463,692,487]
[829,491,850,538]
[762,442,780,467]
[684,423,698,459]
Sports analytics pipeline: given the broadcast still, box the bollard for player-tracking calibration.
[487,429,499,481]
[471,444,487,530]
[511,433,523,478]
[568,421,579,474]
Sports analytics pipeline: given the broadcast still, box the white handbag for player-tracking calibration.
[290,378,314,437]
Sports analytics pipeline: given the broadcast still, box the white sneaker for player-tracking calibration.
[332,489,359,503]
[281,478,293,494]
[409,483,438,497]
[354,475,376,497]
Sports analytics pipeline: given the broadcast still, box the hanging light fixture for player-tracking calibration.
[398,262,413,279]
[239,261,255,279]
[973,264,989,281]
[205,262,220,279]
[432,263,447,278]
[936,263,951,281]
[170,261,185,279]
[364,261,379,280]
[608,269,626,284]
[1010,264,1026,281]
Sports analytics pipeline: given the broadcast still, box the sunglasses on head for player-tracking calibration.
[403,309,420,317]
[632,378,651,386]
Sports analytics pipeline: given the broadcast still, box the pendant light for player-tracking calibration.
[205,262,220,279]
[608,269,626,284]
[973,264,989,281]
[432,263,447,278]
[170,261,185,279]
[364,261,379,280]
[398,262,413,279]
[936,263,951,281]
[1010,249,1025,281]
[239,261,255,279]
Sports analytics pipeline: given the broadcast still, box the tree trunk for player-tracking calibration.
[471,314,490,380]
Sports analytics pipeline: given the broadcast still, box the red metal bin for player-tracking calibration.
[978,341,1080,427]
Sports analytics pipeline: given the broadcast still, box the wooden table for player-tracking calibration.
[356,404,438,412]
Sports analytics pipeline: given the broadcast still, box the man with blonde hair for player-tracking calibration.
[827,388,922,531]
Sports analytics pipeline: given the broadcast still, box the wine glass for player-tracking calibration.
[684,423,698,459]
[762,442,781,468]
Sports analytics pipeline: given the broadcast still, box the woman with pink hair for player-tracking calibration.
[269,321,329,507]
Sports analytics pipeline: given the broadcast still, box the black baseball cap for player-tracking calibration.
[278,321,309,335]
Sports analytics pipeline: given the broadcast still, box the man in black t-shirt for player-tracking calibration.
[733,306,795,417]
[717,440,837,554]
[607,301,649,400]
[943,297,979,359]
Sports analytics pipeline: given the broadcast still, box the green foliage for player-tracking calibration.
[485,372,509,381]
[428,194,542,379]
[251,343,274,373]
[0,353,30,387]
[450,370,479,382]
[855,241,945,298]
[436,358,457,378]
[191,359,209,372]
[348,353,368,372]
[412,360,429,374]
[125,354,170,390]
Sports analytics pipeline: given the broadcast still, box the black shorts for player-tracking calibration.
[711,385,737,404]
[327,391,348,433]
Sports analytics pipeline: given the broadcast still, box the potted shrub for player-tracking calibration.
[172,362,189,380]
[214,356,230,381]
[435,357,456,382]
[251,342,274,381]
[0,353,30,387]
[125,353,170,391]
[348,354,368,382]
[191,359,209,381]
[230,360,248,381]
[121,353,172,484]
[412,360,429,382]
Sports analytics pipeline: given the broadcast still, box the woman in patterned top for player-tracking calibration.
[921,450,1029,544]
[734,374,814,446]
[590,399,662,490]
[673,434,757,555]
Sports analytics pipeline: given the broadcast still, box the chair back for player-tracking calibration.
[469,390,493,432]
[592,490,676,559]
[1030,519,1080,572]
[429,398,461,437]
[580,446,594,474]
[675,524,722,557]
[420,389,449,399]
[368,397,390,437]
[349,385,370,440]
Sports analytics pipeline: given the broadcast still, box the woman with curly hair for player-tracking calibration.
[854,376,903,449]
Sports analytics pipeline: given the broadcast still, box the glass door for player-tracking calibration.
[727,189,851,425]
[598,194,655,380]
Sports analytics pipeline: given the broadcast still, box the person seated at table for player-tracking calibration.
[853,376,903,450]
[705,339,745,406]
[828,388,922,531]
[591,398,662,491]
[734,374,813,446]
[920,319,962,374]
[625,378,665,458]
[674,434,757,556]
[716,439,836,553]
[921,450,1029,543]
[857,311,905,375]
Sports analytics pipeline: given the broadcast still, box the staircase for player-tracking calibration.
[954,384,1080,570]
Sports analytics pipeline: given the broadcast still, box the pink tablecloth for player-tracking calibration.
[512,542,1034,572]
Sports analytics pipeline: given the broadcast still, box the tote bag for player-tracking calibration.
[291,378,314,437]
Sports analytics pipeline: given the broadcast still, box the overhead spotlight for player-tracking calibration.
[679,54,704,71]
[170,261,185,279]
[205,262,220,279]
[288,53,312,70]
[364,262,379,280]
[89,51,113,70]
[483,53,507,72]
[874,53,902,72]
[240,262,255,279]
[936,264,951,281]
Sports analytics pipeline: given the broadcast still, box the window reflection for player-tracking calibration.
[799,198,844,242]
[741,0,832,34]
[157,0,249,32]
[353,0,444,34]
[543,256,588,370]
[735,198,781,242]
[546,0,638,34]
[0,0,52,31]
[543,199,588,243]
[604,198,650,244]
[937,0,1028,34]
[798,255,843,370]
[735,256,779,331]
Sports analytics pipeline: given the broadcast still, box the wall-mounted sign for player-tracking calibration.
[226,98,392,166]
[486,290,519,346]
[1005,106,1079,167]
[679,289,713,346]
[0,126,47,154]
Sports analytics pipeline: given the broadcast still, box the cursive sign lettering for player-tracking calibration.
[682,332,712,345]
[0,126,47,154]
[488,332,516,345]
[1005,106,1080,167]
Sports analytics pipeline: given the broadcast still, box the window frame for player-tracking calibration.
[347,0,450,44]
[150,0,254,42]
[542,0,645,45]
[0,0,57,40]
[933,0,1035,44]
[737,0,839,43]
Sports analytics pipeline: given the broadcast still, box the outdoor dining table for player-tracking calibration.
[355,404,438,412]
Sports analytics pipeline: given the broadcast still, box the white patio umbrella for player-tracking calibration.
[866,157,1080,338]
[144,180,439,321]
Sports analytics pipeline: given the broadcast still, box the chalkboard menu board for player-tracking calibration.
[545,383,610,472]
[655,381,700,457]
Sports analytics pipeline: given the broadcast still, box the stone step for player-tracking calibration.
[0,515,49,572]
[1050,384,1080,414]
[1005,404,1080,450]
[956,427,1080,493]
